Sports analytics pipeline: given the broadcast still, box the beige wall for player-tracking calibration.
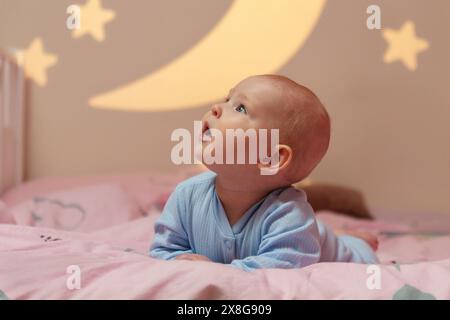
[1,0,449,218]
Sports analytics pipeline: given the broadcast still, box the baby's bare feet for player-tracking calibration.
[334,228,379,251]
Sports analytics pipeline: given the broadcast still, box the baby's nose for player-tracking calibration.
[211,104,222,118]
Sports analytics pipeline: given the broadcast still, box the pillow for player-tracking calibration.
[0,168,202,213]
[8,183,143,232]
[293,183,373,220]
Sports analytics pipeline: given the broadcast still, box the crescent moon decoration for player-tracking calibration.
[89,0,327,112]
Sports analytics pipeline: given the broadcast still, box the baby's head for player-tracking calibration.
[201,74,330,190]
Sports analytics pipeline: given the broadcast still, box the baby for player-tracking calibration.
[150,75,378,271]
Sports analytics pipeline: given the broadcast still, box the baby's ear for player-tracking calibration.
[257,144,292,176]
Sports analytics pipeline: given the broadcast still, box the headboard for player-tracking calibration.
[0,49,25,195]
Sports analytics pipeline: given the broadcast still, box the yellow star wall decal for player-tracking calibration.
[382,20,430,71]
[72,0,116,42]
[16,38,58,87]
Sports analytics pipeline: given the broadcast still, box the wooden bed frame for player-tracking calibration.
[0,49,25,195]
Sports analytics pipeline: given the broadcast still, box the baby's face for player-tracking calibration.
[200,76,285,178]
[201,76,282,142]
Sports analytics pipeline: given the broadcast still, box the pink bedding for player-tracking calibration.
[0,174,449,300]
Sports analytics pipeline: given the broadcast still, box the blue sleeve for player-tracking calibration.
[149,187,193,260]
[317,221,379,264]
[230,197,321,271]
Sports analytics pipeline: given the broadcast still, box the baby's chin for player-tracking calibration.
[203,161,272,179]
[205,162,287,193]
[193,134,280,178]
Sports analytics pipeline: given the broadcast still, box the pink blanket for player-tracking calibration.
[0,176,449,299]
[0,212,449,299]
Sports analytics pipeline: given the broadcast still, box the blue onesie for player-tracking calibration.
[150,171,378,271]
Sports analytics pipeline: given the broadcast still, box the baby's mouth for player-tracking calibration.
[202,121,212,141]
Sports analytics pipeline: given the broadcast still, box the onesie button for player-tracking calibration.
[224,240,232,250]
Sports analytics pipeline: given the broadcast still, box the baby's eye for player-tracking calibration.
[235,104,247,114]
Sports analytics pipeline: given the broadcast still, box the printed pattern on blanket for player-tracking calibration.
[0,211,449,300]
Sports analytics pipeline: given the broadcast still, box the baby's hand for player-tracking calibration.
[334,228,379,251]
[175,254,211,262]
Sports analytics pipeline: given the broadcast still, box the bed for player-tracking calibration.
[0,51,449,300]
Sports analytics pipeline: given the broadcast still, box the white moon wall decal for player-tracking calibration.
[89,0,327,111]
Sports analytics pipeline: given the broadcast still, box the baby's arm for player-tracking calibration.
[230,200,321,271]
[317,221,379,264]
[149,187,195,260]
[174,253,211,261]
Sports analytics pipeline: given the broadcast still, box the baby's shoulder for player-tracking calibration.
[266,186,308,206]
[259,186,314,224]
